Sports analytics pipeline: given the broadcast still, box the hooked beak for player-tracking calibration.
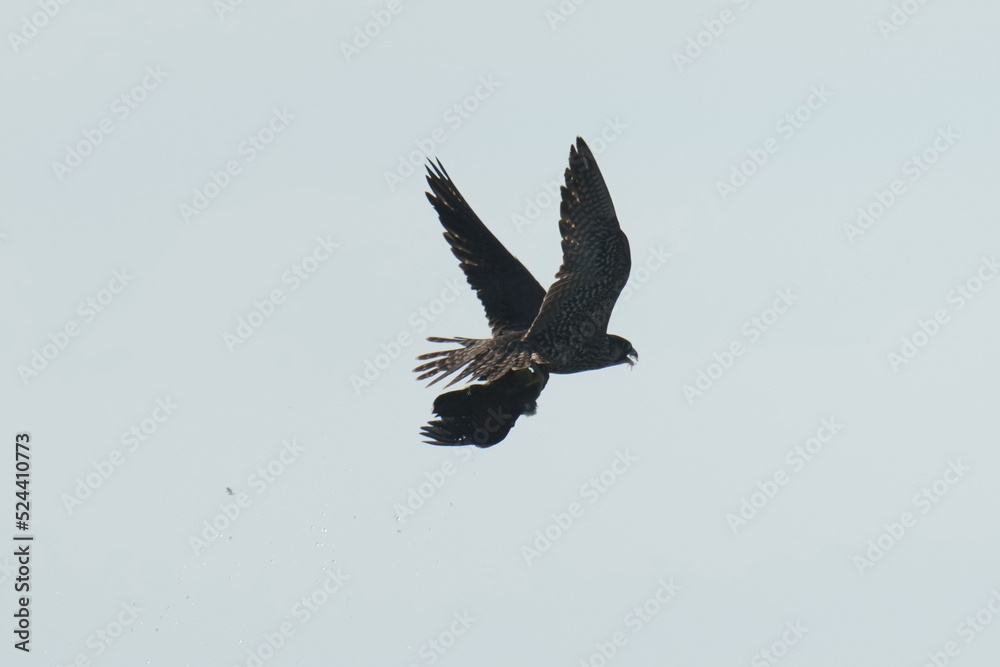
[626,348,638,367]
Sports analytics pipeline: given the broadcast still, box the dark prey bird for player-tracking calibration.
[415,137,637,447]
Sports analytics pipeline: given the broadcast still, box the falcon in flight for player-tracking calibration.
[415,137,637,447]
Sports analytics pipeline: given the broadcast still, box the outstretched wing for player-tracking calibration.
[526,137,631,342]
[425,160,546,335]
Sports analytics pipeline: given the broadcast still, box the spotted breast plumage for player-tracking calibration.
[415,137,637,447]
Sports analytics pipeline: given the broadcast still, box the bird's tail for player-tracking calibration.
[414,335,537,387]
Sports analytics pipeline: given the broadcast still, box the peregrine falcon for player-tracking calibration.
[415,137,637,447]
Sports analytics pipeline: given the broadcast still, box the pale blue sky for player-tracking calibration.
[2,1,999,665]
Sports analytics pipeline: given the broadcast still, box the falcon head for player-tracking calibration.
[608,335,638,367]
